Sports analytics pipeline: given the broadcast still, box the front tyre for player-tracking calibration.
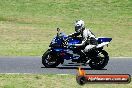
[42,49,60,68]
[89,50,109,70]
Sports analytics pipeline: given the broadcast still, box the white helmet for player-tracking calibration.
[75,20,85,33]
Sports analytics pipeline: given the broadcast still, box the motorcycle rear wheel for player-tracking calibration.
[89,50,109,70]
[42,49,60,68]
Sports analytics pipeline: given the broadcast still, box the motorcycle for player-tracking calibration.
[42,28,112,69]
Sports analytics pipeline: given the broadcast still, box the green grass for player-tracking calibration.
[0,0,131,56]
[0,74,131,88]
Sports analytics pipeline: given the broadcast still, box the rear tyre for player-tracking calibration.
[89,50,109,70]
[42,49,60,68]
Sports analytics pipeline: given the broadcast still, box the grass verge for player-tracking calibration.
[0,74,131,88]
[0,0,131,56]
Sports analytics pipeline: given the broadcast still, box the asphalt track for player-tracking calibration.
[0,56,132,75]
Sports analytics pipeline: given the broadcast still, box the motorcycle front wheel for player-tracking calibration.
[42,49,60,68]
[89,50,109,70]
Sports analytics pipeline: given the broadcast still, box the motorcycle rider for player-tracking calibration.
[68,20,97,58]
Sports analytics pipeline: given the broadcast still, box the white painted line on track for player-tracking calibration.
[0,73,72,75]
[111,57,132,59]
[0,73,31,74]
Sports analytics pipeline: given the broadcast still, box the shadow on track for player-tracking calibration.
[57,67,107,70]
[41,65,107,70]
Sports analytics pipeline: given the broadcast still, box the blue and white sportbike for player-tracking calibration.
[42,28,112,69]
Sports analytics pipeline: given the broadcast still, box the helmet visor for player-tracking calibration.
[75,26,82,33]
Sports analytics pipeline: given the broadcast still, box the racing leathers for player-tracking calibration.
[68,28,97,52]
